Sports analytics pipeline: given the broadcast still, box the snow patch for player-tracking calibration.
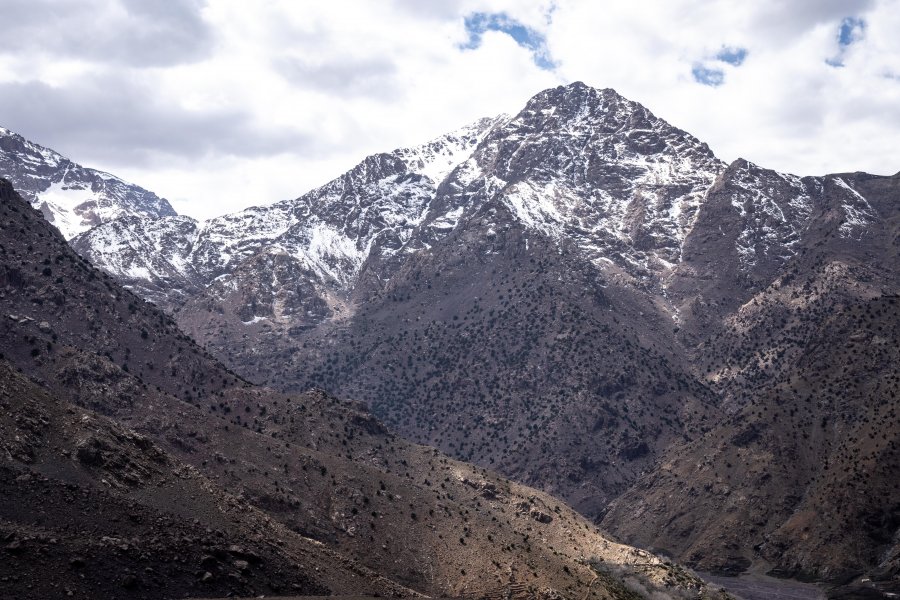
[395,115,509,185]
[304,222,366,285]
[431,206,465,230]
[835,178,876,239]
[38,179,101,239]
[502,182,565,239]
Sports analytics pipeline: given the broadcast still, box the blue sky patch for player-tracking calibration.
[692,64,725,87]
[828,16,865,67]
[716,46,747,66]
[838,17,865,46]
[461,12,556,70]
[691,45,746,86]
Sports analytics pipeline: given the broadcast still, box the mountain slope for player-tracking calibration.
[604,170,900,587]
[175,88,900,589]
[0,361,412,600]
[1,176,729,599]
[0,126,176,239]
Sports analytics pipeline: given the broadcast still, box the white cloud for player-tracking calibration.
[549,0,900,177]
[0,0,897,220]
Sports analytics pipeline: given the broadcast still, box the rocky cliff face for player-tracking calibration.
[5,81,899,591]
[68,116,509,309]
[68,84,725,314]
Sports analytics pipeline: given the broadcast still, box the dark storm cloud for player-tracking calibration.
[0,77,314,166]
[2,0,213,67]
[275,55,401,99]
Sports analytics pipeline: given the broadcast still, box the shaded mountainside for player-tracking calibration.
[0,362,405,600]
[7,80,900,592]
[605,280,900,584]
[236,206,718,518]
[0,126,175,239]
[0,178,730,599]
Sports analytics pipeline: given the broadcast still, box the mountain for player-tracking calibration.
[69,84,726,518]
[0,177,730,599]
[0,126,176,239]
[6,81,899,595]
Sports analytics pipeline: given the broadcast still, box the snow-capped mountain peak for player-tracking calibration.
[0,126,176,239]
[434,82,726,276]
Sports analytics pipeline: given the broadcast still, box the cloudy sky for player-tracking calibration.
[1,0,898,219]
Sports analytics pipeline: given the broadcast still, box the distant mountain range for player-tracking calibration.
[2,81,898,595]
